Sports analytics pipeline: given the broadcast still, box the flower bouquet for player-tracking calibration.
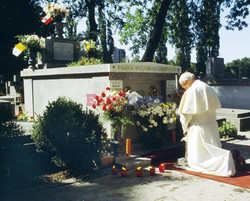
[92,87,135,140]
[43,2,70,23]
[15,35,45,53]
[132,97,177,148]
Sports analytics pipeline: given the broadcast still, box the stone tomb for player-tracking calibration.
[21,62,181,142]
[216,108,250,131]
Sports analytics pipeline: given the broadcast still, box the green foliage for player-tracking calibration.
[225,57,250,78]
[67,57,103,67]
[31,97,105,174]
[219,121,238,138]
[194,0,221,74]
[224,0,250,31]
[168,0,193,71]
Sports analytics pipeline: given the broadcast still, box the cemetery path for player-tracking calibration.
[1,132,250,201]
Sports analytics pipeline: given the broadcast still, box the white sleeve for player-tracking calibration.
[180,113,192,133]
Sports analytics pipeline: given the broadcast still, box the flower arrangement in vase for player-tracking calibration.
[92,87,135,141]
[15,35,45,53]
[132,95,177,148]
[43,2,70,23]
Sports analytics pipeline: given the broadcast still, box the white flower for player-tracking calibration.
[169,118,174,123]
[143,127,148,132]
[149,125,153,128]
[153,122,158,127]
[163,117,168,124]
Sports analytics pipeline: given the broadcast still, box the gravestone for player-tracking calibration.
[205,57,225,79]
[216,108,250,131]
[41,38,80,68]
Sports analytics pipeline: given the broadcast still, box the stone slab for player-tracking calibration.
[216,108,250,118]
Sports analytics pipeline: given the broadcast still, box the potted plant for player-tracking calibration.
[219,121,238,139]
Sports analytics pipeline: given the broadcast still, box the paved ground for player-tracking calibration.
[2,132,250,201]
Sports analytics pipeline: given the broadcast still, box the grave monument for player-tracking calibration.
[21,62,181,143]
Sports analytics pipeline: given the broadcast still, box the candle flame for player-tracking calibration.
[113,166,116,169]
[122,167,126,170]
[149,166,152,169]
[137,166,142,170]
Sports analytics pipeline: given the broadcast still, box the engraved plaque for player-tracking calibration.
[110,80,123,91]
[166,80,176,94]
[53,42,74,61]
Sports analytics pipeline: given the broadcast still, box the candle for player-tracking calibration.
[159,163,166,173]
[126,138,131,155]
[121,167,127,177]
[149,166,156,176]
[112,165,118,175]
[136,166,143,177]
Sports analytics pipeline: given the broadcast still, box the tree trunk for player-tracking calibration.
[141,0,172,62]
[88,2,97,41]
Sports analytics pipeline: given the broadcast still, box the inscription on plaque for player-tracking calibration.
[110,80,123,91]
[53,42,74,61]
[166,80,176,101]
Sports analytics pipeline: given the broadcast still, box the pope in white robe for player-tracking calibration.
[177,72,236,177]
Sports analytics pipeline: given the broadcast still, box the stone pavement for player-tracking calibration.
[2,132,250,201]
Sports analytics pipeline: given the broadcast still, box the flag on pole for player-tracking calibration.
[12,43,26,57]
[41,14,53,25]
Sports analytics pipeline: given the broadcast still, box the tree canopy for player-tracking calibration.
[0,0,249,81]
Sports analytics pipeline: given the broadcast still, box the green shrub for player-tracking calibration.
[31,97,105,174]
[219,121,238,138]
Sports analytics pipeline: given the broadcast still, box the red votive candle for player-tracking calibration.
[159,163,166,173]
[149,166,156,176]
[121,167,127,177]
[112,165,118,175]
[136,166,143,177]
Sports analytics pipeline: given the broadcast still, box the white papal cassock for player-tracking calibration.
[177,80,236,177]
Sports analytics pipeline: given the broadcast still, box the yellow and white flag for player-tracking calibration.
[12,43,26,57]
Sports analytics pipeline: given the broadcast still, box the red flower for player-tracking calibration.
[97,102,100,106]
[106,98,111,104]
[54,8,57,11]
[19,111,23,115]
[95,95,99,100]
[108,105,112,110]
[102,105,106,111]
[118,91,122,96]
[92,104,96,109]
[101,92,106,97]
[14,115,18,119]
[173,93,178,98]
[122,93,126,96]
[30,116,34,119]
[112,97,116,101]
[106,87,110,90]
[81,60,85,63]
[167,94,171,98]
